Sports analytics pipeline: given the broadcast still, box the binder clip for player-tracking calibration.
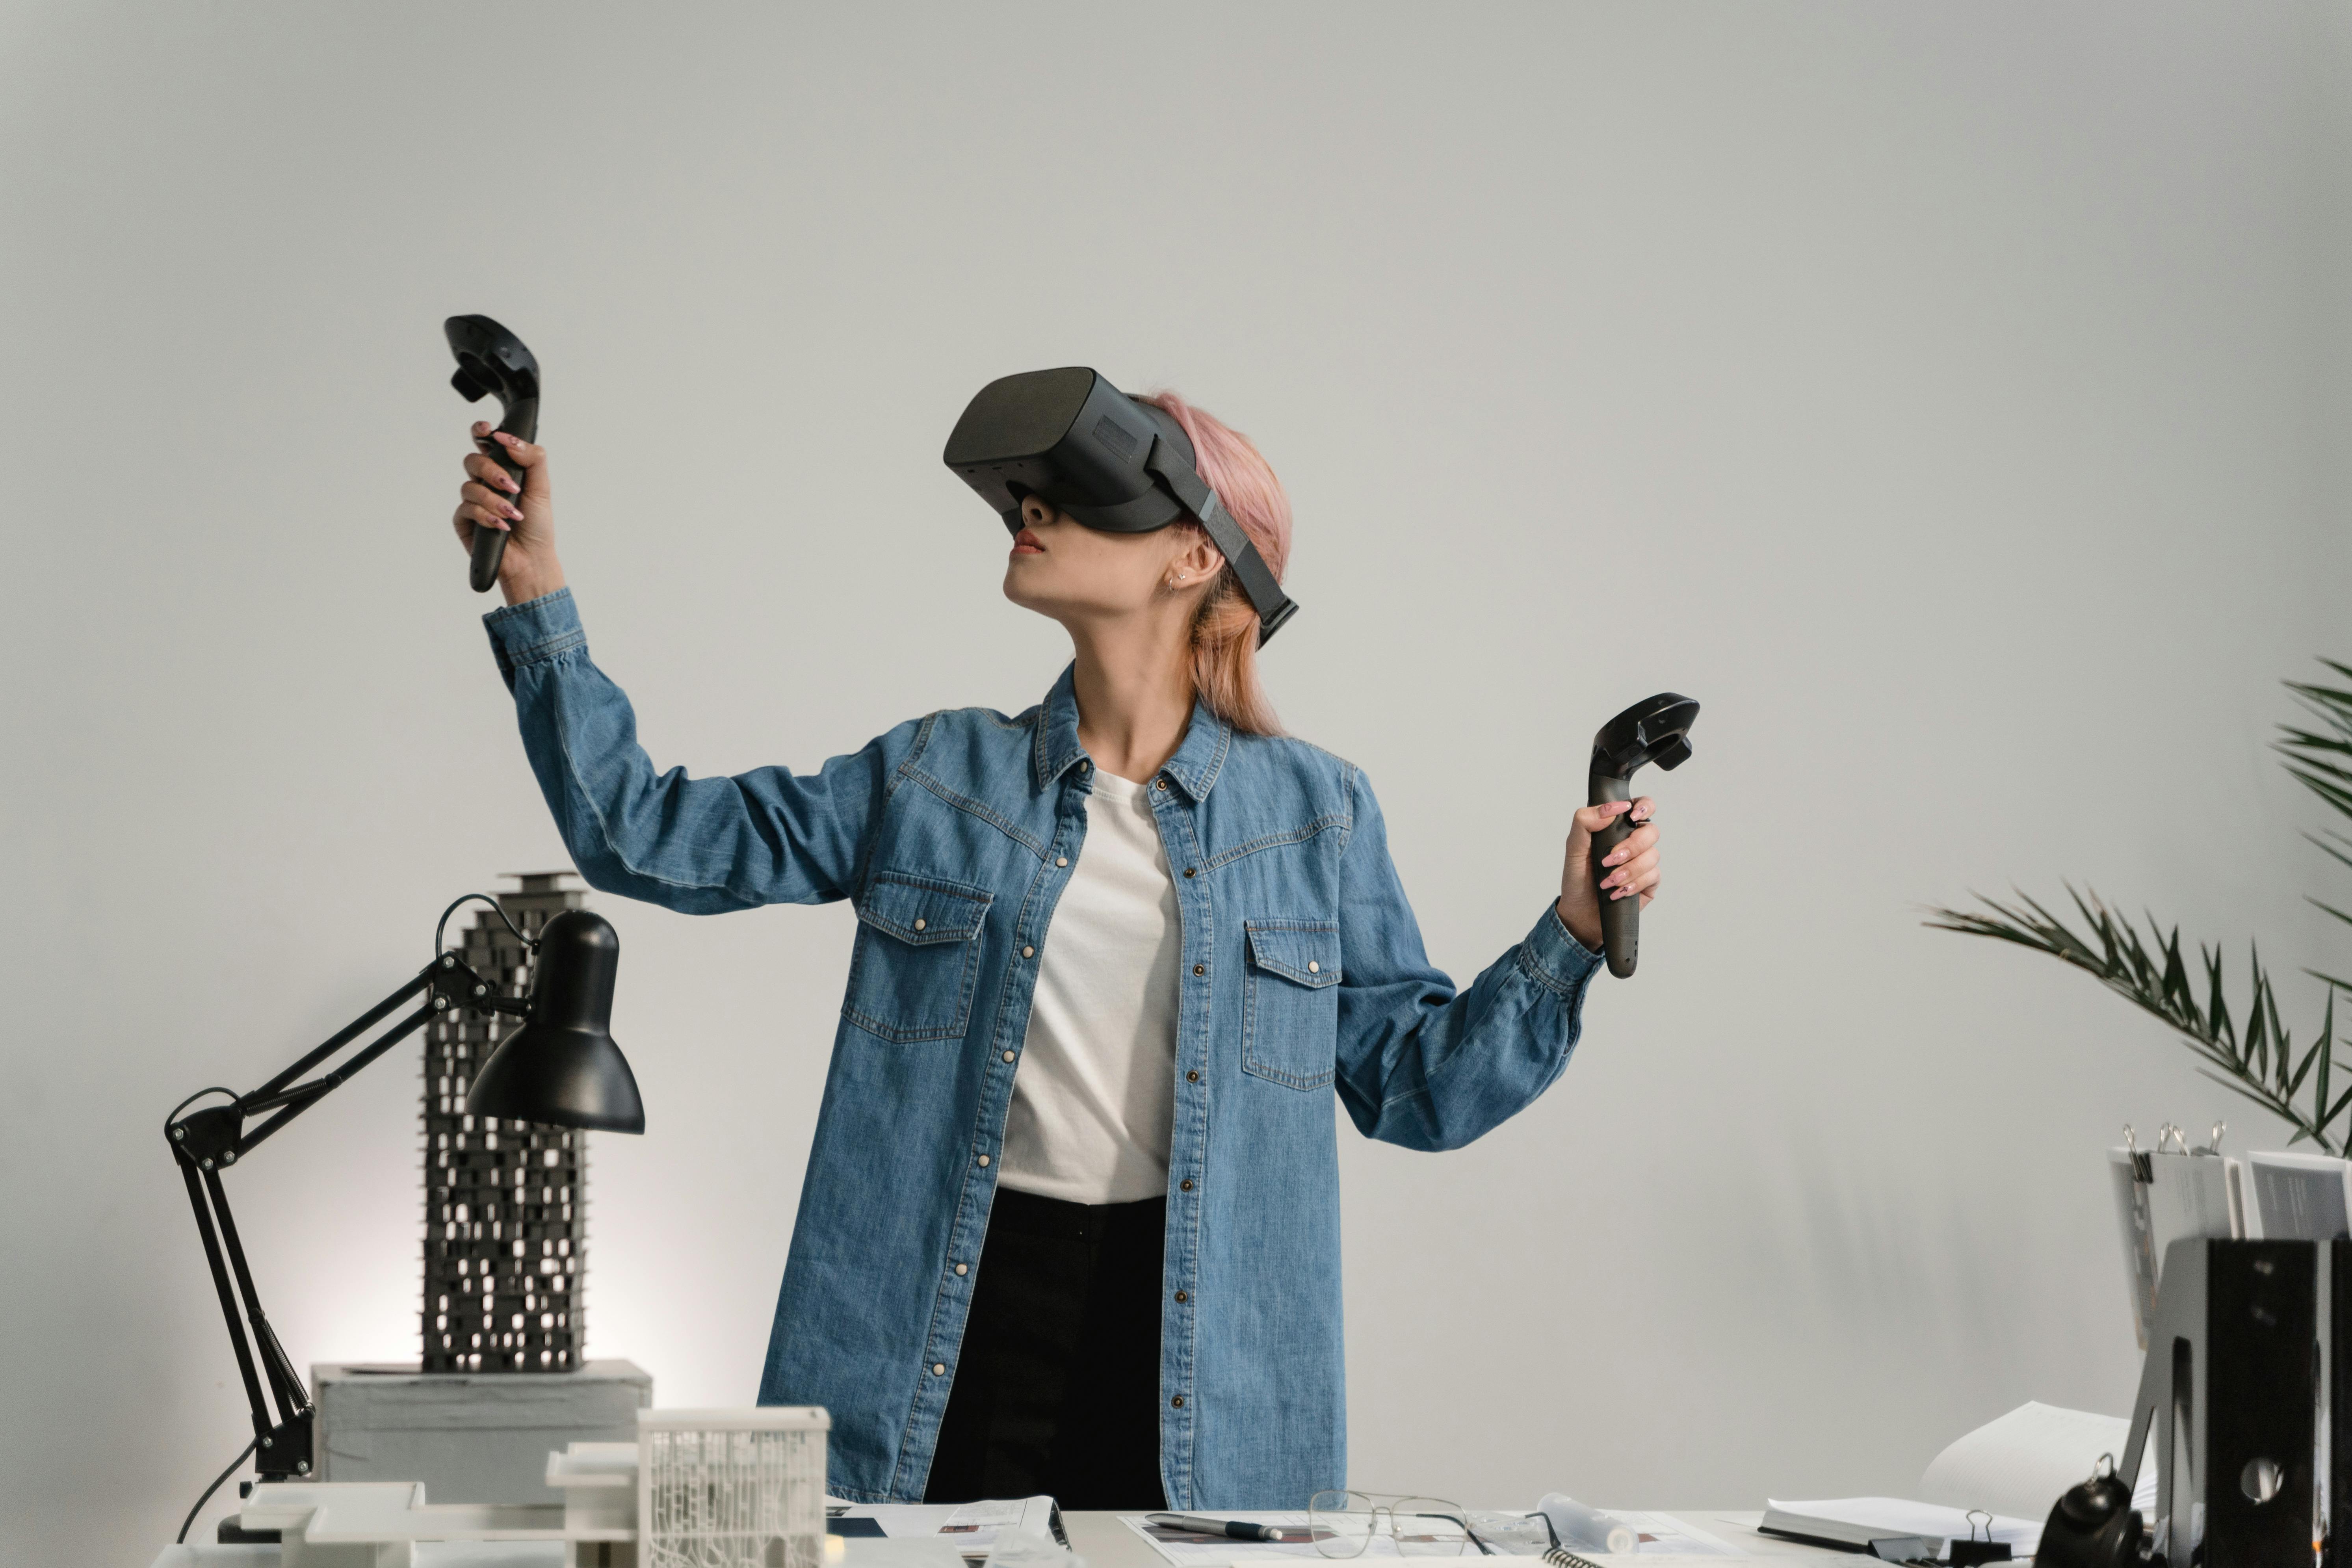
[1860,1512,2011,1566]
[1949,1511,2013,1565]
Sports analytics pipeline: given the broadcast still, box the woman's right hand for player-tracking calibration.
[453,422,565,606]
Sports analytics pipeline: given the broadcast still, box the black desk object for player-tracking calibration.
[2112,1238,2316,1567]
[164,901,641,1484]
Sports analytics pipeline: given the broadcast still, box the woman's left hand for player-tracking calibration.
[1555,797,1661,955]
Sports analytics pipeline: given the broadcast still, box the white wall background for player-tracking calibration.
[7,2,2352,1561]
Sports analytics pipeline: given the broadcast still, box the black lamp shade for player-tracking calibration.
[466,909,645,1133]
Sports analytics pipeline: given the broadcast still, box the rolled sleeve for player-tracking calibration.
[483,587,587,688]
[1516,898,1604,1000]
[477,583,914,913]
[1333,768,1605,1151]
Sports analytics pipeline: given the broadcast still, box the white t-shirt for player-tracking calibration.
[998,766,1181,1205]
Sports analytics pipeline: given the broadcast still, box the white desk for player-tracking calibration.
[1059,1511,1858,1565]
[156,1510,1865,1566]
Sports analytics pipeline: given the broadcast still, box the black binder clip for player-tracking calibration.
[1863,1513,2011,1566]
[1949,1512,2013,1565]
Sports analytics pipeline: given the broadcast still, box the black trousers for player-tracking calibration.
[924,1187,1169,1510]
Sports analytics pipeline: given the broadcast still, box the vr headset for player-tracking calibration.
[943,367,1298,644]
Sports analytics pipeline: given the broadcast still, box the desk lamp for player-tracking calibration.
[164,899,643,1492]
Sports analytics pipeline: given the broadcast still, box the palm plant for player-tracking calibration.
[1927,662,2352,1154]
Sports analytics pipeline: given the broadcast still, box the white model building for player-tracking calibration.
[154,1408,829,1568]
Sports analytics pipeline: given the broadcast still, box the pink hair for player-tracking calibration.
[1140,390,1291,737]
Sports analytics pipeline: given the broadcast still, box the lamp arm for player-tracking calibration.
[177,1157,282,1460]
[247,969,436,1105]
[232,992,438,1148]
[203,1162,307,1432]
[164,951,508,1479]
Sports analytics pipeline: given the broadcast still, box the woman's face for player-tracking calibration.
[1001,494,1222,629]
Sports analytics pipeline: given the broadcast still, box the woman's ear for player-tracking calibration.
[1172,531,1226,585]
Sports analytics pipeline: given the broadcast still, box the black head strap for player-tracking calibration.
[1143,440,1297,645]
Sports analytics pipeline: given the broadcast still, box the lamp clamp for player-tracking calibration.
[425,953,530,1020]
[255,1411,315,1477]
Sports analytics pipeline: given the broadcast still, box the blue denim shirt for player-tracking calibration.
[484,589,1604,1508]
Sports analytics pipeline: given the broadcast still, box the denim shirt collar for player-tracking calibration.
[1031,660,1233,801]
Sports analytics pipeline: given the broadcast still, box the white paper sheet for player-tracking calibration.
[1919,1400,2156,1521]
[1122,1513,1364,1565]
[1578,1513,1741,1556]
[829,1496,1060,1557]
[1120,1509,1738,1563]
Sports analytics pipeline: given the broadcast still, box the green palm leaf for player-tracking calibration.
[1927,658,2352,1156]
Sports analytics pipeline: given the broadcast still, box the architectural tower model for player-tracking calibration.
[422,872,593,1372]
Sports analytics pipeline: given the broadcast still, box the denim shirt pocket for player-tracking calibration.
[1241,918,1342,1090]
[842,870,992,1043]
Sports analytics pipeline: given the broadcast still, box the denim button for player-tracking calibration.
[1192,964,1205,976]
[1002,1050,1016,1063]
[1171,1395,1184,1408]
[977,1154,990,1167]
[1186,1070,1199,1083]
[1180,1178,1193,1191]
[913,918,926,931]
[1057,856,1068,868]
[932,1363,946,1375]
[1173,1290,1187,1303]
[1156,779,1168,791]
[954,1263,967,1276]
[1308,960,1319,973]
[1022,946,1035,958]
[1183,867,1196,878]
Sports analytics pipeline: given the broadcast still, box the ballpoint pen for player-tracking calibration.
[1147,1514,1304,1544]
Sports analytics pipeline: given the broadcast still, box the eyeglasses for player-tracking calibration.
[1305,1494,1584,1561]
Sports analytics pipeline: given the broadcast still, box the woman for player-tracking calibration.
[451,385,1663,1512]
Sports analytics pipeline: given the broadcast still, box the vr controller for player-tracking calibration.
[1587,693,1699,978]
[445,315,540,594]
